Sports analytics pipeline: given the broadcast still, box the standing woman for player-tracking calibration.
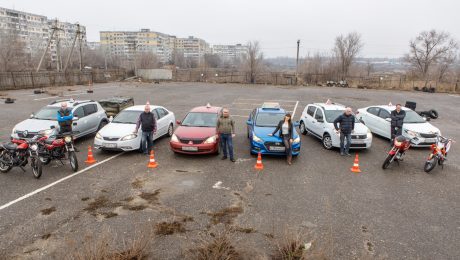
[268,113,294,165]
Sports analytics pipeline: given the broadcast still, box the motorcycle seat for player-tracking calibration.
[3,143,18,150]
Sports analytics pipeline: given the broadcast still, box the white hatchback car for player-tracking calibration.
[94,105,175,151]
[299,103,373,150]
[356,105,441,147]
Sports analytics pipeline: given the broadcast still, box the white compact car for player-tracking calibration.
[94,105,175,151]
[356,105,441,147]
[299,102,372,150]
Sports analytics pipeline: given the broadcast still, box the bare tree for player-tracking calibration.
[436,51,457,82]
[204,54,221,68]
[136,52,160,69]
[405,30,458,87]
[333,32,363,79]
[0,32,28,71]
[245,41,263,83]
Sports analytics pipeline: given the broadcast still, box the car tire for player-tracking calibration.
[167,123,174,137]
[429,109,438,119]
[322,133,333,150]
[300,121,307,135]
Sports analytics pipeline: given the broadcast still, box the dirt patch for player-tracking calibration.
[121,196,134,202]
[40,207,56,215]
[208,205,243,225]
[123,204,148,211]
[139,189,160,204]
[231,226,256,234]
[155,221,186,235]
[81,197,90,201]
[101,212,118,219]
[84,196,122,216]
[131,178,145,189]
[45,198,52,201]
[41,234,51,240]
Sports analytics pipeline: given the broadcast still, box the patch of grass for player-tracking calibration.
[131,178,145,189]
[186,231,242,260]
[231,226,256,234]
[139,189,160,204]
[208,205,243,225]
[273,230,326,260]
[41,206,56,215]
[155,221,185,235]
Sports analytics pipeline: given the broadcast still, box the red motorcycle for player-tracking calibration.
[382,135,417,169]
[424,135,454,173]
[0,135,42,178]
[37,131,78,172]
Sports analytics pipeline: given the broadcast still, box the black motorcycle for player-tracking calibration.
[0,135,42,178]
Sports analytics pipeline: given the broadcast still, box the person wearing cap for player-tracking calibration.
[391,104,406,142]
[217,108,236,162]
[134,102,157,155]
[333,107,355,156]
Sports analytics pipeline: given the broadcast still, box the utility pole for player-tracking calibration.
[36,19,62,72]
[296,39,300,85]
[78,25,84,71]
[64,23,85,72]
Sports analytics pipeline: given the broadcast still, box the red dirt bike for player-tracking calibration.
[382,135,418,169]
[424,135,454,173]
[37,131,79,172]
[0,135,43,178]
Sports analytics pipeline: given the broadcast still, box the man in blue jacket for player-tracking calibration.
[57,102,73,134]
[333,107,355,156]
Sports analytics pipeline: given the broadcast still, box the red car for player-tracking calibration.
[170,105,222,154]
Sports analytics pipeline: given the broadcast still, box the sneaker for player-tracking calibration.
[221,156,228,160]
[230,158,236,163]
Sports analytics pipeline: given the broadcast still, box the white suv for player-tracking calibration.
[299,102,373,150]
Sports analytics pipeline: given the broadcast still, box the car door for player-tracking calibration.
[377,108,391,138]
[311,107,325,136]
[72,106,86,137]
[363,107,380,134]
[83,104,99,133]
[247,109,256,138]
[151,109,162,140]
[304,105,319,137]
[156,108,169,136]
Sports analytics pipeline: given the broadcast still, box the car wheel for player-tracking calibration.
[429,109,438,119]
[322,134,333,150]
[300,121,307,135]
[167,123,174,137]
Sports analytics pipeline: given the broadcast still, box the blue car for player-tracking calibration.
[246,103,301,156]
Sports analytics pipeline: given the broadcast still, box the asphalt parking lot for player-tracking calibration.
[0,82,459,259]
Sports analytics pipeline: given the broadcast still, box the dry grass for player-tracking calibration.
[273,230,326,260]
[186,231,242,260]
[155,221,185,236]
[131,178,145,189]
[208,205,243,225]
[123,204,148,211]
[66,226,154,260]
[139,189,160,204]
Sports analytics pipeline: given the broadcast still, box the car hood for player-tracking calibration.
[253,126,299,141]
[403,122,440,134]
[14,119,58,133]
[174,126,217,139]
[350,122,369,134]
[98,123,138,138]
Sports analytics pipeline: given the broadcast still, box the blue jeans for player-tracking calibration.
[141,131,154,154]
[220,134,234,160]
[340,132,352,154]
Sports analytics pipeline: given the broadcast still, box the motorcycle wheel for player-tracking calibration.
[0,152,12,173]
[424,157,437,173]
[40,157,51,165]
[69,151,78,172]
[31,157,42,179]
[382,154,394,170]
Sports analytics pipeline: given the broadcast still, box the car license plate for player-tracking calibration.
[425,138,436,143]
[352,139,365,144]
[182,146,198,152]
[269,146,285,152]
[103,143,117,148]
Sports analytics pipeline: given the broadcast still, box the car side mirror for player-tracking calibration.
[246,120,252,125]
[73,117,79,121]
[294,121,300,127]
[385,118,391,122]
[359,118,365,124]
[176,120,181,125]
[109,116,113,122]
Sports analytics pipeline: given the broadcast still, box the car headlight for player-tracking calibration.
[204,135,217,144]
[171,134,179,143]
[120,134,137,141]
[293,136,301,144]
[39,129,54,136]
[95,132,102,140]
[12,128,17,135]
[404,130,419,137]
[64,136,72,143]
[252,133,263,143]
[30,144,38,151]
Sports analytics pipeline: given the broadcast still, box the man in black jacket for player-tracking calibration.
[134,103,157,155]
[391,104,406,142]
[333,107,355,156]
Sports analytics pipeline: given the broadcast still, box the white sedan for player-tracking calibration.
[94,105,175,151]
[357,105,440,147]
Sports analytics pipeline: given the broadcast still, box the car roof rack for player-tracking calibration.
[73,100,94,106]
[261,102,281,110]
[49,99,94,106]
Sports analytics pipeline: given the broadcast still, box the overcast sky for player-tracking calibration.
[1,0,459,58]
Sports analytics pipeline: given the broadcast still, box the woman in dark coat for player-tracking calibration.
[268,113,294,165]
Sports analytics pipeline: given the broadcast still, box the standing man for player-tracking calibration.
[390,104,406,142]
[134,102,157,155]
[333,107,355,156]
[57,102,73,134]
[217,108,236,162]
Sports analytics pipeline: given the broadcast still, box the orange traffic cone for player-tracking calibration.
[85,146,97,164]
[254,152,264,170]
[350,154,361,173]
[147,150,158,168]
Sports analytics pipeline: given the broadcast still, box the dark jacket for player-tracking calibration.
[391,109,406,128]
[57,108,73,128]
[333,114,355,134]
[272,120,294,139]
[217,116,235,134]
[135,112,157,133]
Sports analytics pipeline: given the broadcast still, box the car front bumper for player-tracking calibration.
[250,140,301,156]
[170,141,218,155]
[331,134,372,149]
[403,133,437,147]
[94,136,140,151]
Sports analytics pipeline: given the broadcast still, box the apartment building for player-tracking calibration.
[212,43,248,61]
[175,36,211,62]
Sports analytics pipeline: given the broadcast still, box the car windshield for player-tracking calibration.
[33,107,60,120]
[181,112,218,127]
[112,110,142,124]
[404,110,426,123]
[256,112,285,127]
[324,110,359,123]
